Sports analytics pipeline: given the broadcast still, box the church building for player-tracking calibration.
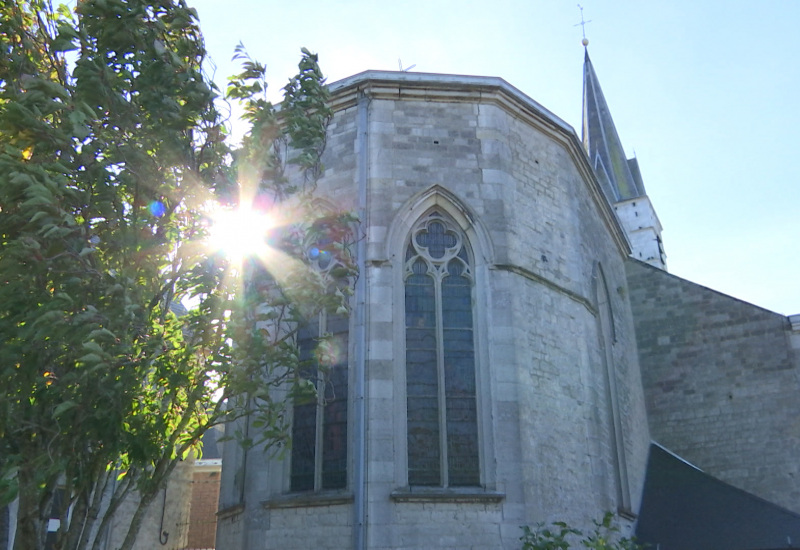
[214,50,800,550]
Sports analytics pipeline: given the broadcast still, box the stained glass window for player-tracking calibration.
[290,227,350,493]
[290,322,319,492]
[405,212,479,487]
[290,313,349,492]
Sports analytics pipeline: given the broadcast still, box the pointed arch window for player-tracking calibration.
[290,231,349,493]
[404,211,479,487]
[290,313,348,492]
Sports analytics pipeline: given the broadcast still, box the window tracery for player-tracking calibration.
[404,211,479,487]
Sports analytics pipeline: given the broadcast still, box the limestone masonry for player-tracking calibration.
[215,57,800,550]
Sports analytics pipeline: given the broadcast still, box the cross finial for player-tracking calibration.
[575,4,591,47]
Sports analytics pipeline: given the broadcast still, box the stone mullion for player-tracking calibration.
[433,267,449,488]
[314,311,326,491]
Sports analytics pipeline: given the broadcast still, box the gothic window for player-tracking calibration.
[290,313,348,492]
[404,211,479,487]
[290,227,349,493]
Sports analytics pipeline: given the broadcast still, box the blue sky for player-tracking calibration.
[189,0,800,315]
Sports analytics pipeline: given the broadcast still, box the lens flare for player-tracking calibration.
[149,200,166,217]
[207,204,274,262]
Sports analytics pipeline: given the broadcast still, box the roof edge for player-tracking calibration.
[328,70,573,134]
[326,70,632,258]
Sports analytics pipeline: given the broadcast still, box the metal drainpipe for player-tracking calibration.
[353,88,370,550]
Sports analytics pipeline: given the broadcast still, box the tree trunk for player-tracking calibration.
[90,471,136,550]
[75,471,112,550]
[13,463,44,550]
[117,489,158,550]
[61,485,89,550]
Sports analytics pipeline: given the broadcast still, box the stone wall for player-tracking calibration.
[217,73,653,549]
[626,259,800,513]
[360,82,648,547]
[263,503,352,549]
[215,103,361,550]
[102,459,193,550]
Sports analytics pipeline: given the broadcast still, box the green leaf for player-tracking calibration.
[51,24,79,52]
[32,310,64,327]
[78,352,104,364]
[69,110,91,139]
[53,400,77,418]
[87,327,116,341]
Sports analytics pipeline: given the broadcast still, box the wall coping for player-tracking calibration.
[325,70,632,258]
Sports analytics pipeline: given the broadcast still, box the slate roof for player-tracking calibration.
[582,50,645,201]
[200,423,223,460]
[636,443,800,550]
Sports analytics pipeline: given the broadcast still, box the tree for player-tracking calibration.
[0,1,353,549]
[520,513,642,550]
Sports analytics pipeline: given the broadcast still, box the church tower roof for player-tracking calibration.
[582,49,667,270]
[582,50,645,201]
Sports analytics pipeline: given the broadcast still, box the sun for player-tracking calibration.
[206,203,275,263]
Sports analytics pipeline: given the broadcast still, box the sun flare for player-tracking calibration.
[207,203,275,262]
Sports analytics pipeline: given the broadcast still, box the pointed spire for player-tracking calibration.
[582,51,644,201]
[582,51,667,270]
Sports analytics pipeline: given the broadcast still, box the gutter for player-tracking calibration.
[352,88,370,550]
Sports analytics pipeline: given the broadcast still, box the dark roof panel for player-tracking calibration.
[582,52,645,201]
[636,443,800,550]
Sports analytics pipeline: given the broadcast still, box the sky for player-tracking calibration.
[188,0,800,315]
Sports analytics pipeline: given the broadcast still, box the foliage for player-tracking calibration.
[520,513,643,550]
[0,1,352,549]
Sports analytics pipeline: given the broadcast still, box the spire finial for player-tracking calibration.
[575,4,591,47]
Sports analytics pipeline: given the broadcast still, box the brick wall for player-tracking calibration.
[185,467,221,550]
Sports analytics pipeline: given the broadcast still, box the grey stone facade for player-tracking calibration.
[626,259,800,513]
[217,72,652,549]
[216,70,800,550]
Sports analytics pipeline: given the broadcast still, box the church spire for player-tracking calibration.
[582,49,667,270]
[582,50,645,201]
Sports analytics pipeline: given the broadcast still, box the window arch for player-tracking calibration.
[404,211,479,487]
